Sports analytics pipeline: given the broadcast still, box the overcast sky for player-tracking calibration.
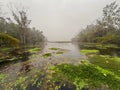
[1,0,120,41]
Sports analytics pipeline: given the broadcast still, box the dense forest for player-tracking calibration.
[72,2,120,46]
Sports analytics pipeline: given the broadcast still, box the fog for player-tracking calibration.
[1,0,119,41]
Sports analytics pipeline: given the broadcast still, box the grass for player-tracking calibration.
[42,53,52,58]
[80,49,99,55]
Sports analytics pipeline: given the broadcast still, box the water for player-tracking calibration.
[0,42,85,90]
[44,42,84,59]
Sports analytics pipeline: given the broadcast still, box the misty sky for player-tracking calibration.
[1,0,119,41]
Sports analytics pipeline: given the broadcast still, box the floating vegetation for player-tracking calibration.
[0,48,11,52]
[1,45,120,90]
[80,49,99,55]
[50,62,120,90]
[2,68,44,90]
[49,48,60,50]
[13,76,28,90]
[42,53,52,58]
[89,55,120,76]
[56,51,64,54]
[0,74,8,84]
[29,47,42,54]
[49,47,69,52]
[49,65,56,70]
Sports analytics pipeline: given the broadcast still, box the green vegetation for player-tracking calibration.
[13,76,28,90]
[0,3,45,64]
[72,5,120,89]
[89,55,120,76]
[49,47,69,55]
[3,67,44,90]
[0,1,120,90]
[0,47,42,63]
[56,51,64,54]
[49,48,60,50]
[0,33,20,47]
[80,49,99,55]
[50,62,120,90]
[0,47,12,52]
[42,53,52,58]
[0,74,8,84]
[79,43,119,50]
[72,2,120,46]
[29,47,42,54]
[0,4,45,46]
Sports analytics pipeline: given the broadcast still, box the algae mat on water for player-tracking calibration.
[49,62,120,90]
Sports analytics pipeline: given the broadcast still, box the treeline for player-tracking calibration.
[72,2,120,46]
[0,4,46,47]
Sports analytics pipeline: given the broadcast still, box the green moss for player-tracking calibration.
[80,49,99,55]
[42,53,52,58]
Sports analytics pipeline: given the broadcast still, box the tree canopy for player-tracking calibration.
[72,2,120,46]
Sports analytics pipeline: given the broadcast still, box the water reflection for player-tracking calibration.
[44,42,84,60]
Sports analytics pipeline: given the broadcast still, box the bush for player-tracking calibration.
[0,33,20,47]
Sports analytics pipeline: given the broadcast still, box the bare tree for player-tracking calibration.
[10,4,31,45]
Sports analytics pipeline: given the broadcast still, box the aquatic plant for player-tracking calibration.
[80,49,99,55]
[56,51,64,54]
[29,47,42,53]
[42,53,52,58]
[89,55,120,76]
[50,62,120,90]
[0,74,8,84]
[49,48,60,50]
